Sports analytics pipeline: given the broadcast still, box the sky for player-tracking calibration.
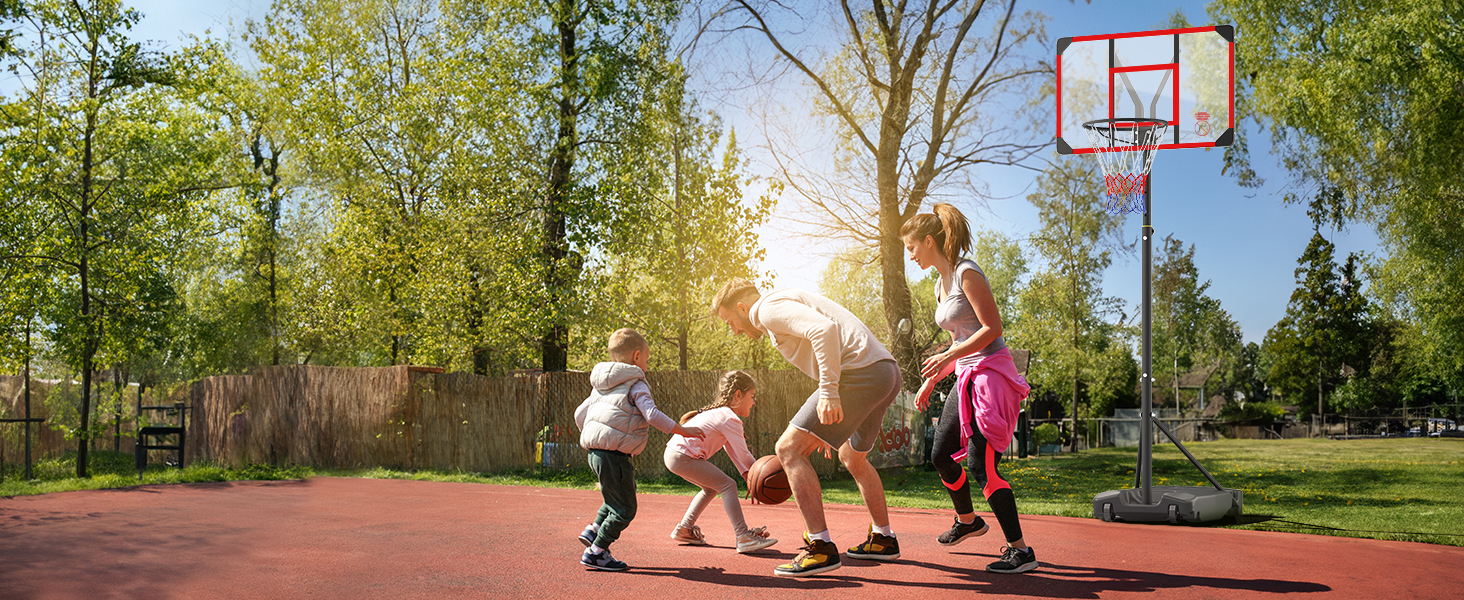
[113,0,1384,347]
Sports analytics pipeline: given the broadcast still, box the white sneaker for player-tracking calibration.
[670,524,708,545]
[736,526,778,553]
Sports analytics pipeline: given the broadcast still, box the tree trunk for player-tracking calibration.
[541,2,578,373]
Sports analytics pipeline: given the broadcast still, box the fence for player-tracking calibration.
[180,365,854,478]
[0,376,149,472]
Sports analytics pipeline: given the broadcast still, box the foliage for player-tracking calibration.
[1262,232,1374,414]
[1,0,224,475]
[597,63,778,371]
[1217,399,1285,423]
[1212,0,1464,390]
[1033,422,1060,446]
[1012,157,1134,422]
[1151,235,1243,410]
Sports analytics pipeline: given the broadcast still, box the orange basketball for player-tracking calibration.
[746,455,792,505]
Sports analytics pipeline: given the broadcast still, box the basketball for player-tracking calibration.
[746,455,791,505]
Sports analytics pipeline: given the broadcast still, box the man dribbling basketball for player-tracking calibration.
[711,279,902,577]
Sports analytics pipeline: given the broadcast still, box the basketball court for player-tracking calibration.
[2,477,1460,599]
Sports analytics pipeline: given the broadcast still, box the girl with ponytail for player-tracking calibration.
[901,203,1039,574]
[663,370,778,553]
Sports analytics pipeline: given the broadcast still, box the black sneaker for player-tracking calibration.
[846,525,900,561]
[774,533,841,577]
[937,517,990,546]
[581,548,629,571]
[577,525,596,547]
[986,545,1038,574]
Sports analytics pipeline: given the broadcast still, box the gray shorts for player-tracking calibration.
[790,359,901,453]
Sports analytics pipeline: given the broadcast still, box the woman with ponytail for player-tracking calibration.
[663,370,778,553]
[901,203,1039,574]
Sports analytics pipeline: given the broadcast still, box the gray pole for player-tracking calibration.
[24,319,33,480]
[1140,172,1154,504]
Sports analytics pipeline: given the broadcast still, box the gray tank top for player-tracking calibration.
[934,259,1007,366]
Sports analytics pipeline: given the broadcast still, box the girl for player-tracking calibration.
[902,203,1038,574]
[663,370,778,553]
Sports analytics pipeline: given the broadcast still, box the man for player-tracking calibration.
[711,278,902,577]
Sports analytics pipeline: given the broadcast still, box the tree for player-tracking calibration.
[531,0,680,371]
[726,0,1050,389]
[1212,0,1464,390]
[601,62,777,371]
[1151,235,1242,412]
[1012,158,1129,447]
[1,0,220,476]
[1262,232,1372,415]
[971,229,1028,319]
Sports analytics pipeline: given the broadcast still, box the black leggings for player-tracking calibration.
[930,388,1025,543]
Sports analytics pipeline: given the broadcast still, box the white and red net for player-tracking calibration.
[1082,119,1168,214]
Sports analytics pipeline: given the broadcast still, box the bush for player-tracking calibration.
[1034,423,1061,446]
[1219,400,1285,423]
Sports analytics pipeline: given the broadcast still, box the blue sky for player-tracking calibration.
[117,0,1383,346]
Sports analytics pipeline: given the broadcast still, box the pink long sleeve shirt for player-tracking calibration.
[667,407,757,476]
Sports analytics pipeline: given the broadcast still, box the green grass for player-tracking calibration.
[5,439,1461,546]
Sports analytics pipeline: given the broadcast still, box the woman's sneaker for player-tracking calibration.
[581,548,629,572]
[773,533,841,577]
[736,526,778,553]
[936,517,989,546]
[670,524,708,546]
[986,545,1038,574]
[846,525,900,561]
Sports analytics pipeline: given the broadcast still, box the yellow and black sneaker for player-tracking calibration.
[773,533,841,577]
[846,525,900,561]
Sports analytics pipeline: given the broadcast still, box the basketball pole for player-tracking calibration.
[1139,171,1153,505]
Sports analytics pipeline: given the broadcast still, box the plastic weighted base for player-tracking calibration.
[1093,486,1243,524]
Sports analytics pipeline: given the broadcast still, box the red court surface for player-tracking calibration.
[3,477,1461,599]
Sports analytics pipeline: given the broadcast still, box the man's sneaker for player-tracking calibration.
[937,517,990,546]
[846,525,900,561]
[773,533,841,577]
[986,545,1038,574]
[577,525,597,547]
[736,526,778,553]
[581,548,629,572]
[670,524,708,546]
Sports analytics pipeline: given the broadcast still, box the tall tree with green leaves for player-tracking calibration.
[1263,232,1372,415]
[1013,158,1130,444]
[1212,0,1464,390]
[726,0,1050,389]
[1151,235,1242,412]
[530,0,680,371]
[0,0,221,475]
[602,63,776,370]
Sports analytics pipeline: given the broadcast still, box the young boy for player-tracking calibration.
[573,328,703,571]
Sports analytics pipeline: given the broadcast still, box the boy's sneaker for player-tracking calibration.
[736,526,778,553]
[846,525,900,561]
[936,517,990,546]
[986,545,1039,574]
[670,524,708,545]
[773,533,841,577]
[581,548,629,572]
[577,525,597,547]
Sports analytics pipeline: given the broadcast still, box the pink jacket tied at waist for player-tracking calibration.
[952,347,1031,460]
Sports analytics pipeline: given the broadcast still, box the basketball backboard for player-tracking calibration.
[1056,25,1234,154]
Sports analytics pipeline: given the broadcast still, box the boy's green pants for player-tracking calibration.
[588,449,637,549]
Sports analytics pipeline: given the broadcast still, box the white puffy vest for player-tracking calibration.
[575,363,650,456]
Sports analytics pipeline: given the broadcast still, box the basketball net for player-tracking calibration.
[1082,119,1168,215]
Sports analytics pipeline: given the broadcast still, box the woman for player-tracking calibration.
[902,203,1038,574]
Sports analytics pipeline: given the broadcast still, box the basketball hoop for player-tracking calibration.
[1082,118,1168,215]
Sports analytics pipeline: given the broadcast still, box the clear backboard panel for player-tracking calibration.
[1056,26,1234,154]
